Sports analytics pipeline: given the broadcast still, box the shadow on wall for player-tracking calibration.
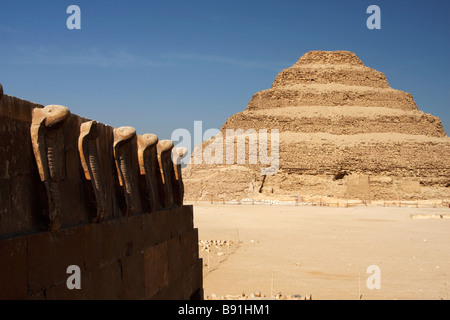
[0,83,202,300]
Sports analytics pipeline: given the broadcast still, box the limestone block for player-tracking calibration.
[397,178,421,193]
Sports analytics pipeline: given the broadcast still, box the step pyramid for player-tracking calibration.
[183,51,450,201]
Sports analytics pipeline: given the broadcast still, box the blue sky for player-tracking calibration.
[1,0,449,141]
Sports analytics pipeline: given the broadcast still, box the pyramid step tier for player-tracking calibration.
[187,132,450,180]
[222,107,446,137]
[272,66,390,88]
[277,133,450,178]
[247,85,418,111]
[294,51,365,66]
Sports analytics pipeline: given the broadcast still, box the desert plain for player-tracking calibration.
[192,203,450,300]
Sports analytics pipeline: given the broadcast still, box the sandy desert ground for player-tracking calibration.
[192,204,450,300]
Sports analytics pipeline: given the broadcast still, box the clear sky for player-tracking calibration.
[1,0,449,141]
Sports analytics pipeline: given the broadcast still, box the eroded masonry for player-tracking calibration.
[184,51,450,201]
[0,83,202,299]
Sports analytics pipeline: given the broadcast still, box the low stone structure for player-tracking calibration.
[0,85,202,299]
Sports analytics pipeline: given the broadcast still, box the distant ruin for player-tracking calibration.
[184,51,450,201]
[0,84,202,299]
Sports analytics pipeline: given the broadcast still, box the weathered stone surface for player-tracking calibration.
[184,50,450,201]
[120,253,145,299]
[1,96,46,238]
[0,90,201,300]
[182,259,203,300]
[113,126,142,216]
[180,229,199,270]
[79,120,106,222]
[172,147,188,206]
[144,241,169,298]
[0,237,27,299]
[30,105,71,231]
[157,140,175,208]
[27,225,88,293]
[167,236,182,281]
[0,204,200,299]
[138,133,163,212]
[151,274,184,300]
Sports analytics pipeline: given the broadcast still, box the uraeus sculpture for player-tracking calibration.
[78,120,106,222]
[172,147,188,206]
[113,126,142,216]
[138,133,163,212]
[30,105,71,231]
[157,140,176,209]
[29,105,186,223]
[2,90,202,300]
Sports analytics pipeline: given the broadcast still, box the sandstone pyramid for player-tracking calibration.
[183,51,450,201]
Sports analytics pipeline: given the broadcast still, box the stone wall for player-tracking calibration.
[0,86,202,299]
